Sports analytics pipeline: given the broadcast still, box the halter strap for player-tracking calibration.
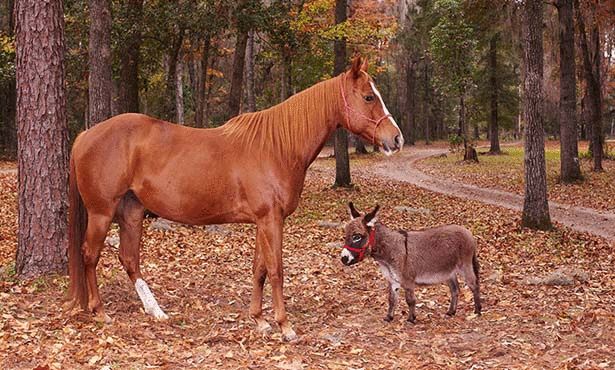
[343,227,376,262]
[339,74,392,144]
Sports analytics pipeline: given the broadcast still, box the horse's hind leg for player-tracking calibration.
[116,192,168,320]
[83,212,114,323]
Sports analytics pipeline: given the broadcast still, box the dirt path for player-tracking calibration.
[370,146,615,243]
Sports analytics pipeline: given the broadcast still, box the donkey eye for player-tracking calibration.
[364,95,375,102]
[352,234,363,243]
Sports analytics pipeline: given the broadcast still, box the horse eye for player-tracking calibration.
[364,95,375,102]
[352,234,363,243]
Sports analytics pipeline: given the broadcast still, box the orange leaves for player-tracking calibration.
[0,152,614,368]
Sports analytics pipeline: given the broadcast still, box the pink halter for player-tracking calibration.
[339,73,392,144]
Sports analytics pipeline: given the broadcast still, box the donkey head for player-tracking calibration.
[339,56,404,155]
[341,202,380,266]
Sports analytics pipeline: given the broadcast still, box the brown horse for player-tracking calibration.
[65,56,403,341]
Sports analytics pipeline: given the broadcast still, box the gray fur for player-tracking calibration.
[342,204,482,322]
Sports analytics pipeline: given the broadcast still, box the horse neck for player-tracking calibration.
[222,75,344,169]
[269,75,343,167]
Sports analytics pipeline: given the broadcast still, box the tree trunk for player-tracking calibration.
[0,0,16,156]
[334,0,351,187]
[164,30,184,121]
[195,35,211,127]
[228,30,249,119]
[557,0,581,182]
[575,0,603,171]
[203,54,217,127]
[175,54,184,124]
[488,34,501,153]
[405,60,416,145]
[279,43,293,102]
[87,0,112,127]
[354,135,368,154]
[15,0,69,277]
[245,30,256,112]
[118,0,142,113]
[521,0,552,230]
[423,61,431,145]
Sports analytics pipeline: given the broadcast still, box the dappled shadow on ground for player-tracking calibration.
[0,156,614,369]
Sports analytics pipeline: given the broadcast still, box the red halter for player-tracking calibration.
[339,74,392,144]
[343,228,376,262]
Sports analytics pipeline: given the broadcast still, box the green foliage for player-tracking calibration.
[0,34,15,82]
[429,0,477,95]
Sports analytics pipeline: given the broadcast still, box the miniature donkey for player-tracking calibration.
[340,203,481,323]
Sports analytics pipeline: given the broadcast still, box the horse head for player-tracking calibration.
[339,56,404,155]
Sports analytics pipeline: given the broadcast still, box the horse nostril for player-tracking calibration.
[341,256,348,265]
[394,135,401,147]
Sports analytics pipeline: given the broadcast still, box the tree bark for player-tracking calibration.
[164,29,184,121]
[0,0,16,156]
[87,0,112,127]
[405,59,416,145]
[228,30,249,119]
[195,35,211,127]
[175,54,184,124]
[15,0,69,277]
[245,29,256,112]
[354,135,368,154]
[423,61,431,145]
[488,34,501,153]
[333,0,351,187]
[280,44,292,102]
[118,0,142,113]
[521,0,552,230]
[575,0,603,171]
[557,0,581,182]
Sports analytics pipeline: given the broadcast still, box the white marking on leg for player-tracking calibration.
[370,81,404,148]
[135,278,169,320]
[341,248,355,263]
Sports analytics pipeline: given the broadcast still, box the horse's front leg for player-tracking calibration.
[249,242,272,333]
[254,212,297,341]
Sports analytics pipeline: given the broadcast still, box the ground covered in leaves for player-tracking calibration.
[1,152,614,369]
[418,141,615,211]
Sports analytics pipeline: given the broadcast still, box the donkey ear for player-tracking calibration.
[350,55,363,79]
[348,202,361,219]
[364,205,380,227]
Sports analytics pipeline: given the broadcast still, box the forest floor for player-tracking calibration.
[1,148,614,369]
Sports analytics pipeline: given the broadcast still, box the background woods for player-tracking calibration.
[1,0,613,155]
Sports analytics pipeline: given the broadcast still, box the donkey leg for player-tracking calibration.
[446,277,459,316]
[463,264,482,315]
[116,194,168,320]
[404,286,417,323]
[83,213,113,323]
[249,240,272,333]
[257,213,296,341]
[384,282,399,322]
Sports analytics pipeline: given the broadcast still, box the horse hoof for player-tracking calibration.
[282,328,298,342]
[384,315,394,322]
[94,312,113,324]
[446,311,456,317]
[255,320,272,334]
[154,311,169,321]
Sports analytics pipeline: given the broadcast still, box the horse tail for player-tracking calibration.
[67,154,88,309]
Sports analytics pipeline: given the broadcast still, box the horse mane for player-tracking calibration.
[221,75,341,159]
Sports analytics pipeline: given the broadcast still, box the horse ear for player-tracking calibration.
[348,202,361,219]
[364,205,380,227]
[350,55,363,79]
[360,57,369,73]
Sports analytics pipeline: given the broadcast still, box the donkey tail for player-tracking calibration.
[67,154,88,310]
[472,252,480,285]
